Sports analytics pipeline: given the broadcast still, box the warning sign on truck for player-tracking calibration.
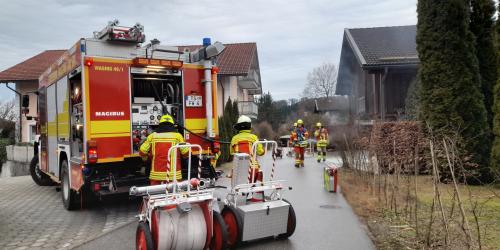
[185,95,202,107]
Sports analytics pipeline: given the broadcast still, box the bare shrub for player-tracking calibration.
[254,121,275,140]
[338,122,500,249]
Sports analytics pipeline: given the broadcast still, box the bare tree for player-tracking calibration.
[0,99,16,122]
[303,62,338,98]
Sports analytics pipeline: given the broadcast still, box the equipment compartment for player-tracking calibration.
[236,200,290,241]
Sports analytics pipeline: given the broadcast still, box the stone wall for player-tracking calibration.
[1,145,34,178]
[6,145,34,163]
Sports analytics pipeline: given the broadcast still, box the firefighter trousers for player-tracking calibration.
[294,146,305,167]
[317,146,327,162]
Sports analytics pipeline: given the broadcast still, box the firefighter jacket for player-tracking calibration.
[139,125,188,181]
[290,127,309,147]
[314,127,329,147]
[230,130,265,156]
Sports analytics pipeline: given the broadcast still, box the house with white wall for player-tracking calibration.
[0,50,65,142]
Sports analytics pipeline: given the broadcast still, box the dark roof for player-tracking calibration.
[178,43,257,75]
[346,25,418,67]
[0,50,66,82]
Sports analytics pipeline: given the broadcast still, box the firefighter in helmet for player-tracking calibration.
[314,122,329,162]
[290,119,309,167]
[230,115,265,180]
[139,114,189,185]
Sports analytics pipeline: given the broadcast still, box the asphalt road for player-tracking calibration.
[75,150,374,250]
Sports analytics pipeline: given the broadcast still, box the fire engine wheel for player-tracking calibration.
[136,221,154,250]
[221,206,242,249]
[277,199,296,239]
[210,211,228,250]
[61,159,81,210]
[30,156,53,186]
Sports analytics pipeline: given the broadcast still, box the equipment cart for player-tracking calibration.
[221,141,296,249]
[130,144,227,250]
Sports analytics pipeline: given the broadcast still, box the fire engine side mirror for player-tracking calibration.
[22,95,30,108]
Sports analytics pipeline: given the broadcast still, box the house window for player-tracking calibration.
[30,125,36,142]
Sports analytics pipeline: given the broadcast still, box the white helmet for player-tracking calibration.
[237,115,251,124]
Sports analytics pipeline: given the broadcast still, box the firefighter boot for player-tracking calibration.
[294,150,301,168]
[323,152,326,162]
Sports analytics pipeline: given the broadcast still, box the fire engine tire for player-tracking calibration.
[277,199,296,239]
[210,211,228,250]
[221,206,242,249]
[30,156,53,186]
[136,221,154,250]
[61,159,81,210]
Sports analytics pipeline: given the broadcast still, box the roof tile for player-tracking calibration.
[0,43,257,83]
[347,25,418,66]
[0,50,66,82]
[179,43,256,75]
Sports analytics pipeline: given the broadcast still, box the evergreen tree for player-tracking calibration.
[217,98,239,163]
[470,0,497,129]
[490,3,500,178]
[417,0,489,173]
[257,92,284,130]
[404,78,421,121]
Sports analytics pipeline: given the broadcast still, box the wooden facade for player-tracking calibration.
[336,26,419,121]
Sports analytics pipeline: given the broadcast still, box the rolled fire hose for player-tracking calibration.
[155,203,208,249]
[129,178,206,196]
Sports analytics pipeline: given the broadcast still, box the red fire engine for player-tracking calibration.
[28,20,224,210]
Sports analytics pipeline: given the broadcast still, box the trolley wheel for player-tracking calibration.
[61,159,81,210]
[222,206,242,249]
[211,211,228,250]
[277,199,296,239]
[136,221,154,250]
[30,155,53,186]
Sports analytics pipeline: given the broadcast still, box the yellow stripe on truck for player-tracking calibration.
[185,118,217,133]
[91,132,130,138]
[90,120,130,135]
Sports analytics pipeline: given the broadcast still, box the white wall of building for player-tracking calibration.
[14,81,38,143]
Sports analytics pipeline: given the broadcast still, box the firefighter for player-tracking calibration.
[230,115,265,180]
[139,114,189,185]
[314,122,329,162]
[290,119,309,167]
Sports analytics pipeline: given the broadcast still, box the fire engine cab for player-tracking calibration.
[28,20,224,210]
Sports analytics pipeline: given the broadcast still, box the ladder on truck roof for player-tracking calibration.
[93,19,145,44]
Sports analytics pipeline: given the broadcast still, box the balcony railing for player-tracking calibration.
[238,101,258,119]
[237,70,261,90]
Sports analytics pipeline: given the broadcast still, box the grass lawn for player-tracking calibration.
[339,168,500,249]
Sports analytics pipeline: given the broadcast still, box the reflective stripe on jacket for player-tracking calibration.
[314,128,329,147]
[230,130,264,156]
[139,132,188,181]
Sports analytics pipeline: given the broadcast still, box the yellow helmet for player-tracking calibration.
[293,122,297,127]
[316,122,322,127]
[159,114,174,124]
[297,119,303,125]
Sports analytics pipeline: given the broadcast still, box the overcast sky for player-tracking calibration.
[0,0,417,101]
